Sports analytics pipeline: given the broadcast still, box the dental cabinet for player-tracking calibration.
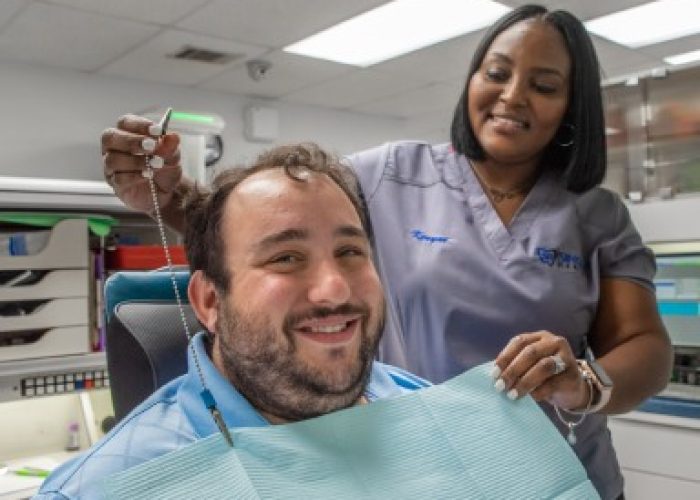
[0,176,175,499]
[610,197,700,499]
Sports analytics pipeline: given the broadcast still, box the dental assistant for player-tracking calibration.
[101,5,672,499]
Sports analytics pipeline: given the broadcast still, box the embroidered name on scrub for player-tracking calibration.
[410,229,450,244]
[536,247,584,270]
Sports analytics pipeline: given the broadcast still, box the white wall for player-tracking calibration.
[0,61,424,181]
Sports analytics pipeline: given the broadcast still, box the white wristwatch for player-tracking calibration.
[577,348,613,413]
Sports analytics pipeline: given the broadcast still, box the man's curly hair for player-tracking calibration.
[183,142,369,293]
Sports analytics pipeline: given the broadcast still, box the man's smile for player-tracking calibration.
[293,314,362,344]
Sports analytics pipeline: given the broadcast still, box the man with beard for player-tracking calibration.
[36,143,429,500]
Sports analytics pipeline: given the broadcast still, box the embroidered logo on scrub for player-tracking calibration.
[410,229,450,244]
[535,247,584,270]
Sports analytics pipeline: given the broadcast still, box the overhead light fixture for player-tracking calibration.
[665,48,700,65]
[284,0,510,67]
[586,0,700,48]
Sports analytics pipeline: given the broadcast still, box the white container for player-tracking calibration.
[0,230,51,256]
[0,219,88,271]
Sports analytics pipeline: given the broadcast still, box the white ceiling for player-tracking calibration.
[0,0,697,134]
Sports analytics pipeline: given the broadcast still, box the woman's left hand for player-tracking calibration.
[492,331,589,410]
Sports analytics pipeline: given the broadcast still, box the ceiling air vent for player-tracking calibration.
[170,45,242,64]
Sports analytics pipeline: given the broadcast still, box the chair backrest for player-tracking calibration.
[104,271,200,422]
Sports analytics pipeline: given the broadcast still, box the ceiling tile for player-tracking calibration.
[282,68,424,109]
[99,29,267,86]
[199,50,353,98]
[44,0,210,25]
[636,32,700,61]
[176,0,389,48]
[0,0,26,30]
[372,30,483,85]
[592,35,664,81]
[352,81,464,118]
[0,0,694,125]
[0,2,159,71]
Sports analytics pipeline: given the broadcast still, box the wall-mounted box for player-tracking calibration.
[244,105,279,143]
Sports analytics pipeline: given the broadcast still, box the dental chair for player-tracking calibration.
[104,271,200,422]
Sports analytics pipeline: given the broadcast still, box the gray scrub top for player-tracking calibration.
[348,141,656,500]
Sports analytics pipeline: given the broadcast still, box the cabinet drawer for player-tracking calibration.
[0,297,88,332]
[0,269,89,301]
[0,325,90,361]
[609,416,700,482]
[0,218,88,271]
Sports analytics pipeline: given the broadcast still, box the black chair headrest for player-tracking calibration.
[106,301,202,422]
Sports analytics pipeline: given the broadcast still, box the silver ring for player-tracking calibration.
[550,354,566,375]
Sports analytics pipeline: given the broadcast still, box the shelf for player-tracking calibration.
[0,178,161,406]
[617,406,700,429]
[0,176,129,214]
[0,352,106,404]
[0,351,105,378]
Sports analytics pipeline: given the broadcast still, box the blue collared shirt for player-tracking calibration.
[36,333,429,500]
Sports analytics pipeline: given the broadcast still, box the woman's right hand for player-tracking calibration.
[101,114,182,214]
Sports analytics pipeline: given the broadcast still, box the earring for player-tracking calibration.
[556,123,575,147]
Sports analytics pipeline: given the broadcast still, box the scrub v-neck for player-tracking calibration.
[459,155,555,260]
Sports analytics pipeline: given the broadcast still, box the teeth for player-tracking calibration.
[493,116,525,128]
[308,323,347,334]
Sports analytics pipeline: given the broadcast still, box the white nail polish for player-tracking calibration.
[141,169,154,179]
[507,389,518,400]
[150,156,164,169]
[494,378,505,392]
[490,365,501,381]
[142,137,156,152]
[148,124,162,136]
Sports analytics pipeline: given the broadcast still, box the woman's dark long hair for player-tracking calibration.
[450,4,606,193]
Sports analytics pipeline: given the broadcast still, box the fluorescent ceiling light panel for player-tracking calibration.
[284,0,510,67]
[586,0,700,48]
[665,48,700,65]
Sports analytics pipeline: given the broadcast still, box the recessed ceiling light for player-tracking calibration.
[586,0,700,48]
[665,48,700,65]
[284,0,510,67]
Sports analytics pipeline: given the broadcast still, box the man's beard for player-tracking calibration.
[215,299,383,422]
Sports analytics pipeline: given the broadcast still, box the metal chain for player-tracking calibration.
[552,369,593,446]
[141,109,232,447]
[143,164,209,393]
